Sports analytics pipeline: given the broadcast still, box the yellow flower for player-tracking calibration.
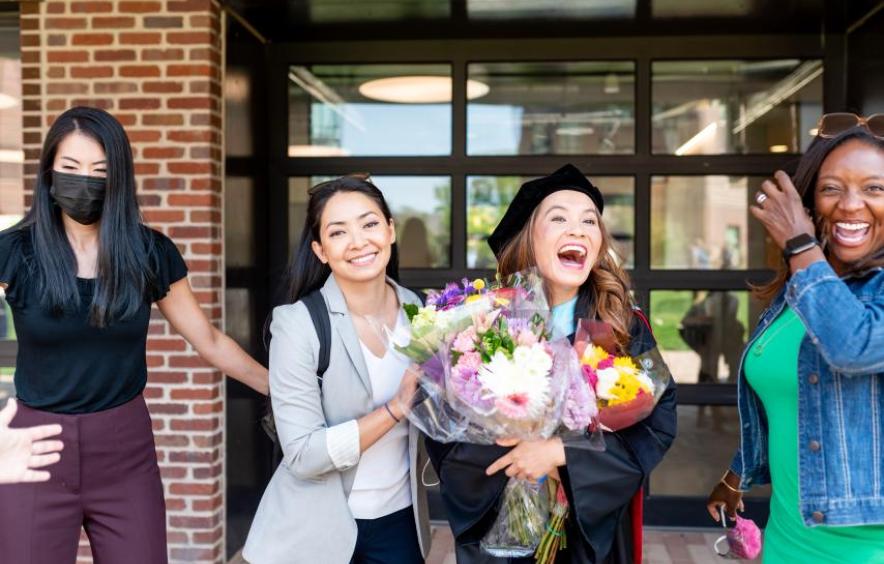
[465,294,483,304]
[613,356,639,373]
[606,375,642,405]
[472,279,486,291]
[581,345,610,369]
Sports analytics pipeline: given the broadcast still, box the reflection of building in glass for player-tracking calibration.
[309,104,343,150]
[288,65,452,157]
[468,62,636,155]
[652,60,823,155]
[652,175,771,270]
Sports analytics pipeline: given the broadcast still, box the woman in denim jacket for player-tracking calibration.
[706,118,884,562]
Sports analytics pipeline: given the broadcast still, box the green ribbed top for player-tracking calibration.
[744,307,884,563]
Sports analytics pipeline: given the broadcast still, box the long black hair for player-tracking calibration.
[754,127,884,301]
[18,106,153,326]
[285,174,400,304]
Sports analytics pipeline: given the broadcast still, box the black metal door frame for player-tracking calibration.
[229,31,848,528]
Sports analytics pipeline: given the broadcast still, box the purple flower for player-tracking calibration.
[561,373,598,431]
[451,352,493,410]
[429,282,467,310]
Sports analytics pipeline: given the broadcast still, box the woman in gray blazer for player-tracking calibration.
[244,176,431,564]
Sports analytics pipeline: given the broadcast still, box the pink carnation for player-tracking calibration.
[516,329,538,347]
[455,351,482,375]
[597,357,614,370]
[452,326,478,354]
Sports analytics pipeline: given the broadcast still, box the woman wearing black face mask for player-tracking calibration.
[0,106,269,563]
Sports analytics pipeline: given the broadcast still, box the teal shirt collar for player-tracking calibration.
[550,296,578,340]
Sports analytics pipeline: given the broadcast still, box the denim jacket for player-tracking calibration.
[730,260,884,527]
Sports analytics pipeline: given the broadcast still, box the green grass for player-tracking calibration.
[648,290,749,351]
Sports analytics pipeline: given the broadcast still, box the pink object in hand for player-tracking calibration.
[714,508,762,560]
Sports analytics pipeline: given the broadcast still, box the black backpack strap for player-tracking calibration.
[262,290,332,451]
[302,290,331,388]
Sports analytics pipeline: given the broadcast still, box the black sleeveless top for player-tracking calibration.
[0,226,187,414]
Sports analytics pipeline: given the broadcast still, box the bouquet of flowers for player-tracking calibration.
[392,270,601,557]
[574,319,671,431]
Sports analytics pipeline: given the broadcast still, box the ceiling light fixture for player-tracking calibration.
[287,145,350,157]
[0,149,23,164]
[0,93,18,110]
[358,76,489,104]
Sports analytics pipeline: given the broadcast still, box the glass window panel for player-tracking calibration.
[288,177,311,252]
[224,288,254,352]
[288,176,451,268]
[0,19,23,219]
[651,175,780,270]
[468,0,636,20]
[467,176,634,269]
[0,297,14,342]
[0,366,13,402]
[225,67,253,157]
[288,64,451,157]
[307,0,450,23]
[651,405,770,498]
[650,290,767,385]
[468,62,635,155]
[225,177,255,268]
[1,20,20,353]
[653,0,757,18]
[652,60,822,155]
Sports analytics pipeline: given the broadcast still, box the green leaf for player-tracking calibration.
[403,303,420,321]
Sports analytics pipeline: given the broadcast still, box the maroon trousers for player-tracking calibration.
[0,395,167,564]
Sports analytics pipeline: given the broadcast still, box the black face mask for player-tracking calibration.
[50,170,107,225]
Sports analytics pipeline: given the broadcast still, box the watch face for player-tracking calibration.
[786,234,816,250]
[784,234,818,258]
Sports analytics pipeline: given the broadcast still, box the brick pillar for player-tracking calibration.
[19,1,226,562]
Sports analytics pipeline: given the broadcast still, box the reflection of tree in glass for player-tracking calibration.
[467,176,521,268]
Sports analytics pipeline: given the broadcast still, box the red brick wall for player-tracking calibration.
[19,1,226,562]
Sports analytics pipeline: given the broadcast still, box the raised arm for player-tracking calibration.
[157,278,269,395]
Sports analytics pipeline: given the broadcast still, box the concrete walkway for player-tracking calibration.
[229,525,753,563]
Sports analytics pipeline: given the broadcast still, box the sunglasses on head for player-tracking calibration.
[816,113,884,139]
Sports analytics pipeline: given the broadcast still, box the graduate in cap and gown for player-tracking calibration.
[426,164,678,563]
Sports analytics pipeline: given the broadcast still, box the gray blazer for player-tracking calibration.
[243,275,431,564]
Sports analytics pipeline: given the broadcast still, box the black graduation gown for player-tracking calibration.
[426,313,678,564]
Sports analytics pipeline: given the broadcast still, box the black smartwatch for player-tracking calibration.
[782,233,819,263]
